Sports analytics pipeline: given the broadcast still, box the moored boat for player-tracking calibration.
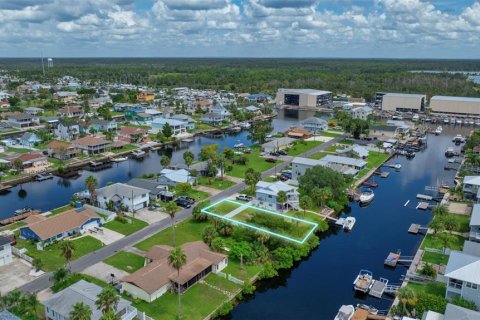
[15,206,31,216]
[362,180,378,188]
[445,147,455,157]
[353,269,374,293]
[359,189,374,205]
[334,305,355,320]
[343,217,356,231]
[131,150,146,159]
[434,126,442,135]
[112,156,128,162]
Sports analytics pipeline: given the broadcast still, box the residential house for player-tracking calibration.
[261,137,296,153]
[42,280,136,320]
[189,161,219,177]
[88,96,112,108]
[54,91,79,104]
[96,183,150,212]
[88,119,117,132]
[24,106,44,115]
[19,206,101,246]
[444,250,480,308]
[18,132,41,147]
[117,126,147,144]
[122,241,227,302]
[9,153,48,171]
[137,91,155,102]
[463,176,480,201]
[47,140,79,160]
[54,119,81,141]
[7,113,38,128]
[201,105,231,125]
[422,303,480,320]
[246,93,271,103]
[285,128,312,139]
[58,106,84,118]
[126,178,172,201]
[301,117,328,132]
[72,136,110,155]
[350,106,373,120]
[152,118,187,136]
[0,236,13,266]
[158,168,196,187]
[169,114,195,130]
[291,157,359,180]
[321,155,367,171]
[336,144,370,159]
[245,105,262,115]
[255,181,299,211]
[134,112,153,123]
[470,204,480,243]
[124,106,145,119]
[144,108,163,119]
[0,91,12,100]
[0,310,20,320]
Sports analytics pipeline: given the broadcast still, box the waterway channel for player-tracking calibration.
[230,126,470,319]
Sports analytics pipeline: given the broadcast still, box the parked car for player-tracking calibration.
[243,148,252,154]
[177,196,195,205]
[175,198,192,209]
[278,150,287,156]
[265,157,277,163]
[277,174,288,181]
[269,152,280,156]
[236,194,253,202]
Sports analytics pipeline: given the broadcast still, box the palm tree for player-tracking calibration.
[70,302,92,320]
[432,205,448,216]
[168,247,187,320]
[59,240,75,268]
[183,151,194,168]
[299,195,312,216]
[85,175,98,206]
[397,287,416,315]
[165,202,179,246]
[276,191,288,211]
[99,309,120,320]
[23,292,39,318]
[160,155,171,168]
[215,155,226,180]
[318,187,333,208]
[95,286,119,315]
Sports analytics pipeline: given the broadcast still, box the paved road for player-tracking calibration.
[19,134,345,293]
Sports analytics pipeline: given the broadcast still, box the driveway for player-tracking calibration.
[0,258,37,295]
[131,208,169,224]
[82,262,130,284]
[89,228,124,245]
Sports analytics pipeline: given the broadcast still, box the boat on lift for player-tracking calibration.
[131,150,146,159]
[15,207,32,216]
[112,156,128,162]
[234,142,245,149]
[452,135,466,144]
[450,118,456,124]
[359,189,375,205]
[445,147,455,157]
[334,305,355,320]
[343,217,356,231]
[353,269,375,293]
[443,118,449,124]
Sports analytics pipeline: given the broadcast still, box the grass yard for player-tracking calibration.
[422,252,449,265]
[205,201,242,216]
[356,151,390,180]
[407,282,446,298]
[104,217,148,235]
[17,235,103,271]
[135,218,207,251]
[309,152,329,160]
[49,204,74,216]
[227,149,281,178]
[133,282,228,320]
[222,260,262,281]
[339,139,354,145]
[448,214,471,233]
[421,233,465,251]
[173,187,210,202]
[203,273,241,293]
[7,147,32,154]
[286,141,322,156]
[197,176,236,190]
[0,221,25,232]
[319,131,343,137]
[324,145,347,153]
[104,251,145,273]
[112,144,138,154]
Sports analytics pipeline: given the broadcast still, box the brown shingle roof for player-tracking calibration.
[21,207,99,240]
[119,127,147,135]
[47,140,72,150]
[123,241,226,293]
[17,152,45,162]
[24,214,47,224]
[73,136,109,147]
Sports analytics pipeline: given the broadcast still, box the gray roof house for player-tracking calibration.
[19,132,41,147]
[301,117,328,132]
[42,280,137,320]
[0,310,21,320]
[463,176,480,200]
[322,155,367,170]
[422,303,480,320]
[158,169,196,187]
[262,137,296,153]
[444,250,480,308]
[126,178,173,201]
[336,144,369,159]
[470,204,480,243]
[169,114,196,130]
[255,180,299,211]
[96,183,150,212]
[291,156,360,180]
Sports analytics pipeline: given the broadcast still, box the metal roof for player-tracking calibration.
[444,303,480,320]
[431,95,480,103]
[322,155,367,167]
[96,183,149,198]
[278,88,332,95]
[471,204,480,226]
[383,93,426,98]
[445,250,480,284]
[463,176,480,186]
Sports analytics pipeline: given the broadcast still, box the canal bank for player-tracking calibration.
[229,127,469,320]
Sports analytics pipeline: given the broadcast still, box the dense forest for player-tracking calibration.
[1,58,479,100]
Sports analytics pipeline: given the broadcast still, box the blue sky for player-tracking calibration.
[0,0,479,58]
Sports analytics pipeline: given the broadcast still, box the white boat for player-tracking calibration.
[353,269,374,293]
[393,163,402,169]
[234,142,244,149]
[357,304,379,315]
[240,122,251,129]
[15,206,32,215]
[112,157,128,162]
[343,217,356,231]
[443,118,449,124]
[475,121,480,126]
[131,150,146,159]
[469,120,475,125]
[359,189,375,205]
[452,134,465,143]
[412,114,419,122]
[334,305,355,320]
[434,126,442,135]
[445,147,455,157]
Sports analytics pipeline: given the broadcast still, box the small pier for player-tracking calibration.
[416,194,433,201]
[0,184,12,192]
[416,202,430,210]
[384,251,414,267]
[373,171,390,178]
[408,224,428,234]
[0,211,39,226]
[351,309,386,320]
[369,278,388,298]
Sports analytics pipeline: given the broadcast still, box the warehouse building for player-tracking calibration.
[275,89,333,108]
[430,96,480,116]
[380,93,427,112]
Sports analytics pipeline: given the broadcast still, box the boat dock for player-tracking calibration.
[416,194,433,201]
[0,184,12,192]
[369,278,388,298]
[373,171,390,178]
[416,202,430,210]
[408,224,428,234]
[351,309,386,320]
[384,251,414,267]
[0,211,39,226]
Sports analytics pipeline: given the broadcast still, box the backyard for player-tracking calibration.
[356,151,390,180]
[196,176,236,190]
[104,251,145,273]
[104,216,148,235]
[227,149,281,178]
[286,141,322,156]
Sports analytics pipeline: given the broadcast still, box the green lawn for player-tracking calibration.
[135,218,207,251]
[421,233,465,251]
[448,214,471,233]
[286,141,322,156]
[7,147,32,154]
[308,152,329,160]
[319,131,343,137]
[197,177,236,190]
[407,282,446,298]
[324,145,347,153]
[112,144,137,154]
[49,204,74,216]
[222,260,262,281]
[339,139,354,145]
[203,273,241,293]
[206,201,242,216]
[172,187,210,202]
[104,251,145,273]
[16,236,103,271]
[422,252,449,265]
[227,150,281,178]
[133,282,228,320]
[356,151,390,180]
[104,217,148,235]
[0,221,25,232]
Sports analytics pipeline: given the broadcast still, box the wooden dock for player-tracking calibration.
[369,278,388,298]
[408,224,428,234]
[0,184,12,192]
[416,194,433,201]
[384,252,400,267]
[0,211,38,226]
[416,202,430,210]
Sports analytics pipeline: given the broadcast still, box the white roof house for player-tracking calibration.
[336,144,369,159]
[256,181,296,197]
[445,251,480,285]
[471,204,480,227]
[261,137,296,153]
[322,155,367,169]
[464,176,480,186]
[159,168,196,186]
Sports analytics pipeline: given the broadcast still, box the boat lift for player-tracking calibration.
[408,224,429,234]
[384,250,414,268]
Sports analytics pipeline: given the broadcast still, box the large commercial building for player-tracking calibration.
[380,93,427,112]
[275,89,333,108]
[430,96,480,116]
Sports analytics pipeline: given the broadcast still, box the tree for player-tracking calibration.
[298,166,349,207]
[168,247,187,320]
[13,158,23,170]
[443,214,459,232]
[165,202,179,246]
[318,187,333,208]
[200,144,219,161]
[59,240,75,268]
[100,309,120,320]
[429,217,445,234]
[52,267,69,284]
[223,147,235,164]
[162,122,173,138]
[23,292,39,318]
[205,160,218,184]
[231,241,254,268]
[215,155,226,180]
[183,151,194,168]
[85,175,98,206]
[397,287,417,315]
[160,155,171,168]
[248,121,273,144]
[89,127,96,136]
[70,302,93,320]
[299,195,313,215]
[202,225,217,246]
[217,221,233,236]
[277,191,288,210]
[245,168,261,193]
[432,205,448,216]
[32,257,43,272]
[95,286,120,315]
[210,237,226,252]
[192,201,209,221]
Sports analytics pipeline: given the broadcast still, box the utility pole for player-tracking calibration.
[41,52,45,76]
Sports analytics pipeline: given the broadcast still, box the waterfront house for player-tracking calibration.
[9,152,48,171]
[245,105,261,113]
[144,108,163,119]
[88,119,117,132]
[322,155,367,171]
[444,250,480,308]
[54,91,79,104]
[463,240,480,257]
[462,176,480,201]
[96,183,150,212]
[0,310,20,320]
[422,303,480,320]
[19,206,101,246]
[7,112,38,128]
[336,144,370,159]
[189,161,219,177]
[201,112,224,125]
[470,204,480,243]
[43,280,136,320]
[255,181,299,211]
[350,106,373,120]
[291,157,359,180]
[0,236,13,266]
[169,114,196,130]
[47,140,79,160]
[301,117,328,132]
[18,132,41,147]
[137,91,155,102]
[134,112,153,123]
[122,241,227,302]
[72,136,110,155]
[285,128,312,139]
[126,178,171,201]
[58,106,84,118]
[152,118,187,136]
[158,168,196,187]
[246,93,271,103]
[117,126,148,144]
[54,120,81,141]
[262,137,296,153]
[24,106,44,116]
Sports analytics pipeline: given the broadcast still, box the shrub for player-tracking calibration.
[215,302,233,317]
[451,295,478,311]
[258,262,278,279]
[418,263,437,278]
[414,292,448,318]
[242,282,256,295]
[115,216,128,224]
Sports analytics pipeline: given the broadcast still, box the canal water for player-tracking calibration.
[0,118,296,218]
[230,126,469,319]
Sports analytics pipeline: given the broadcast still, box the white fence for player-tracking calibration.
[227,274,244,286]
[12,246,33,263]
[84,204,116,222]
[136,311,154,320]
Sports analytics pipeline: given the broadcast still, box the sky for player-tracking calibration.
[0,0,479,59]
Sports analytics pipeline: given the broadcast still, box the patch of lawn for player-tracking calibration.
[206,201,242,216]
[407,282,446,298]
[173,187,210,202]
[222,260,262,281]
[448,214,471,233]
[421,233,465,251]
[0,221,25,232]
[133,283,228,320]
[263,176,277,182]
[48,204,74,216]
[324,145,347,153]
[286,141,322,156]
[7,147,32,154]
[135,218,208,251]
[227,150,281,178]
[17,235,103,271]
[203,273,241,293]
[197,176,235,190]
[339,139,354,145]
[319,131,342,137]
[356,151,389,180]
[104,251,145,273]
[309,152,329,160]
[422,252,449,265]
[112,144,138,154]
[104,217,148,235]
